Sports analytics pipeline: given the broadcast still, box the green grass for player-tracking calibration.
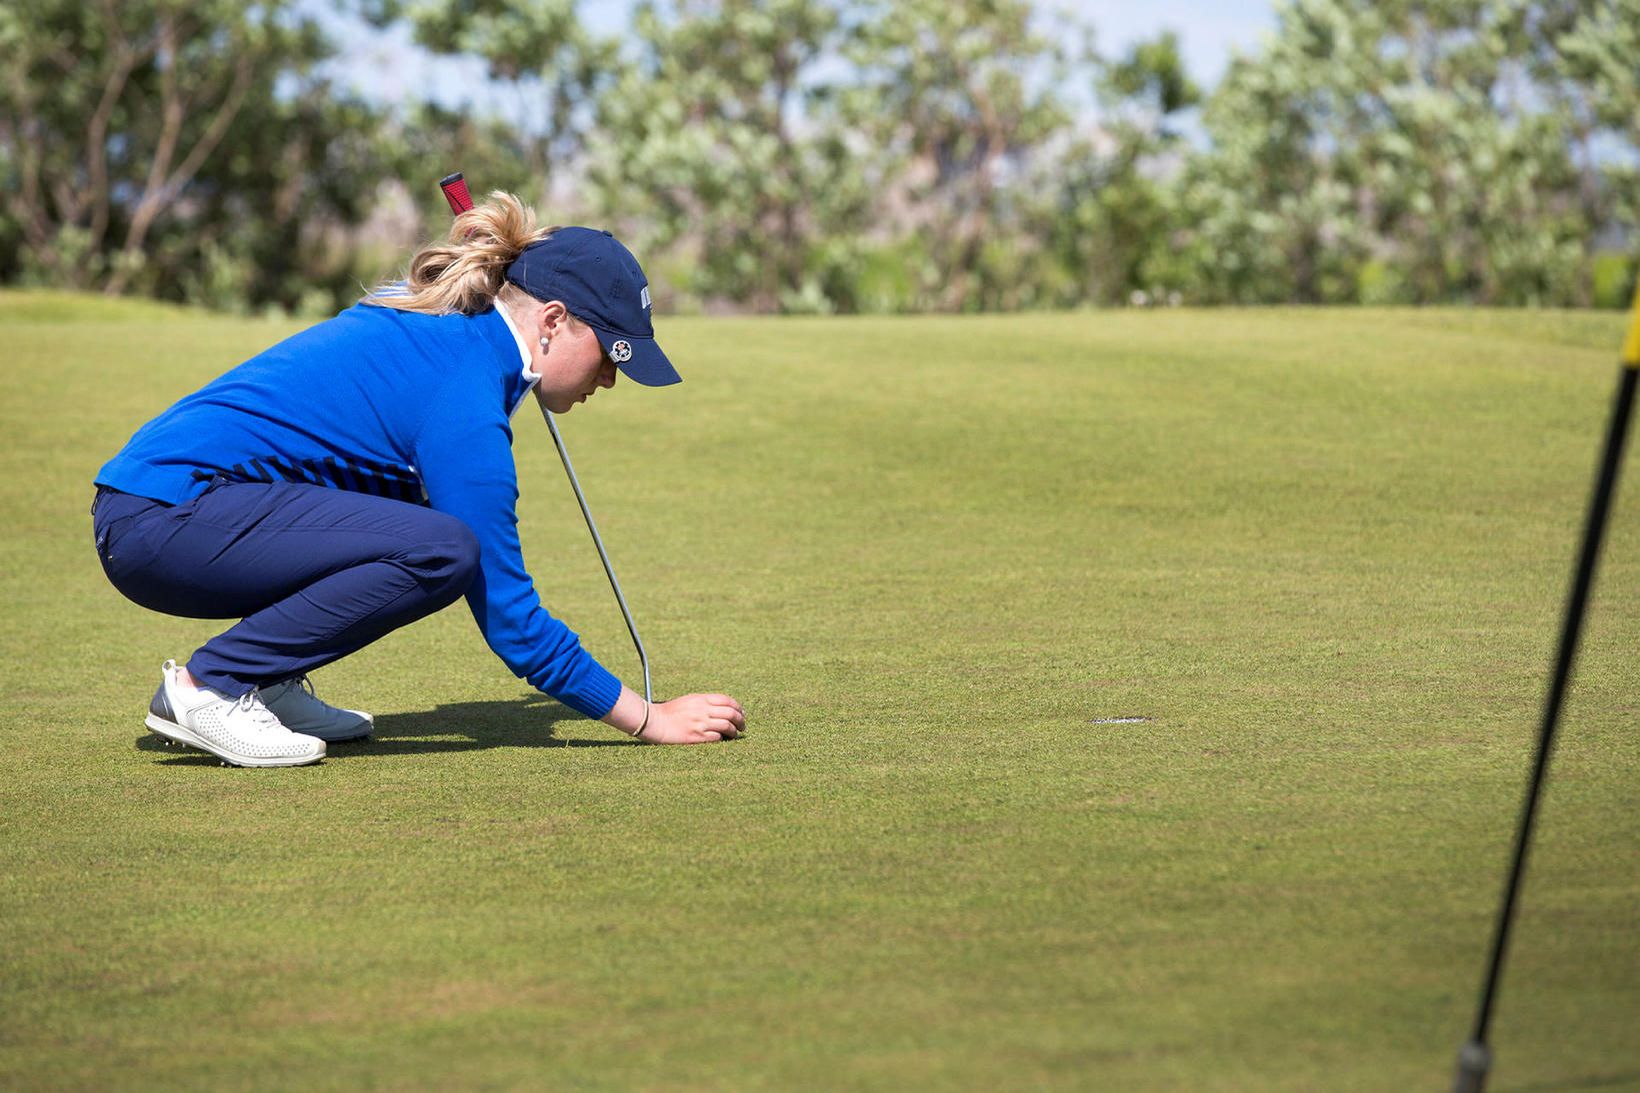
[2,295,1637,1091]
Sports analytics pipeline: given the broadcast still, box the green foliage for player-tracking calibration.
[1,1,1636,313]
[1169,0,1633,307]
[392,0,620,204]
[1548,0,1640,286]
[1591,252,1636,310]
[1356,259,1413,306]
[1021,32,1201,308]
[838,0,1072,311]
[180,90,400,314]
[586,0,869,312]
[1105,30,1201,120]
[0,0,397,310]
[391,103,544,229]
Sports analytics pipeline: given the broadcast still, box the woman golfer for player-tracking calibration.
[91,192,745,766]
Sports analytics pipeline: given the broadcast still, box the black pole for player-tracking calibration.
[1454,296,1640,1093]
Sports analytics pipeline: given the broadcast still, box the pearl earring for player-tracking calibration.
[539,336,549,350]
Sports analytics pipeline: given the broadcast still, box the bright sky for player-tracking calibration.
[1060,0,1276,85]
[319,1,1279,116]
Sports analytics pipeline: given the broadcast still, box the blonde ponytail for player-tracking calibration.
[366,191,554,315]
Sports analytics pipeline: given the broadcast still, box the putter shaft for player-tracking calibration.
[539,403,652,705]
[434,173,652,707]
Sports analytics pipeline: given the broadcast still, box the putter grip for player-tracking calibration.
[439,172,474,215]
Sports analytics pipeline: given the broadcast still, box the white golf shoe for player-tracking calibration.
[145,660,325,767]
[259,675,373,743]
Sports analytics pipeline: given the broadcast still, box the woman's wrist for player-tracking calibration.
[600,685,651,738]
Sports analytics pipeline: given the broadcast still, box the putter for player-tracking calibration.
[439,173,652,706]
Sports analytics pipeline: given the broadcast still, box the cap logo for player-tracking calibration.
[611,340,633,363]
[640,286,651,311]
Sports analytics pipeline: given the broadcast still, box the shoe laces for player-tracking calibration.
[234,690,289,733]
[261,675,318,704]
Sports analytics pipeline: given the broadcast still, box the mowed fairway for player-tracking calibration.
[2,292,1637,1091]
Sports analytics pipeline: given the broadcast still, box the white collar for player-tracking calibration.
[494,298,541,386]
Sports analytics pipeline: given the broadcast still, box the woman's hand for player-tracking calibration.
[600,685,746,744]
[640,693,746,744]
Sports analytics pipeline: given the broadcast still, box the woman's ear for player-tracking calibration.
[537,300,569,339]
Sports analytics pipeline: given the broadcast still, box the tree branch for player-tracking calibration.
[134,17,185,224]
[107,26,257,295]
[85,10,142,255]
[3,61,56,259]
[165,60,254,196]
[106,15,184,292]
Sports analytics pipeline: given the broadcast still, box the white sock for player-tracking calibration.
[172,668,212,699]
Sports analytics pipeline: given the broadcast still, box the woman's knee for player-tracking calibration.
[407,514,480,600]
[446,520,481,588]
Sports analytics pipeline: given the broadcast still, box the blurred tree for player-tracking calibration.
[178,83,398,313]
[840,0,1070,311]
[1344,1,1587,305]
[1171,0,1622,306]
[1166,5,1375,304]
[0,0,394,308]
[369,0,619,217]
[1026,31,1201,306]
[390,103,540,225]
[1539,0,1640,303]
[1546,0,1639,148]
[588,0,870,312]
[4,0,1632,314]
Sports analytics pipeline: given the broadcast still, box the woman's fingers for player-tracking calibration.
[645,694,745,744]
[703,697,745,728]
[704,693,744,715]
[709,704,744,729]
[688,717,738,740]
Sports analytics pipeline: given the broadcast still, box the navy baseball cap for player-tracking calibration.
[505,226,681,387]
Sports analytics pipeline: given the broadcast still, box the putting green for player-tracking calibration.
[2,291,1636,1090]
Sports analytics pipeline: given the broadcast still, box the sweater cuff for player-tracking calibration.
[552,657,624,720]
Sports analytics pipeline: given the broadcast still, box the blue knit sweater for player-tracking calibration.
[95,302,623,719]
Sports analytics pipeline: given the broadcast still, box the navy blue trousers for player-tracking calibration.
[92,480,479,697]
